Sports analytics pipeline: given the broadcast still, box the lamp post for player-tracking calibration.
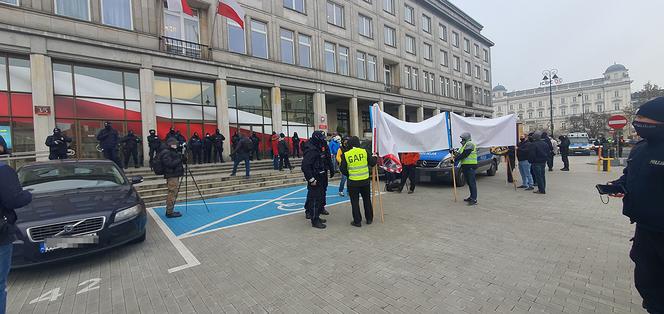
[578,92,585,133]
[542,69,559,135]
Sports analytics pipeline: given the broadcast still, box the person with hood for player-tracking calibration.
[542,132,555,171]
[454,132,479,205]
[292,132,301,158]
[336,136,350,197]
[558,135,570,171]
[277,133,292,171]
[96,121,121,166]
[301,131,334,229]
[230,133,253,177]
[188,132,203,164]
[147,129,161,164]
[398,152,420,194]
[0,140,32,313]
[609,97,664,314]
[530,131,551,194]
[250,132,261,160]
[329,135,342,172]
[121,130,141,168]
[213,129,225,163]
[45,127,72,160]
[340,136,377,227]
[516,135,534,190]
[203,133,214,163]
[159,137,183,218]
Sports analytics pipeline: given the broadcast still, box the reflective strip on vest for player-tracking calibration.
[460,141,478,165]
[345,148,369,181]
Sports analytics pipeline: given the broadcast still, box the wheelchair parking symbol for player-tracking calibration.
[275,201,304,211]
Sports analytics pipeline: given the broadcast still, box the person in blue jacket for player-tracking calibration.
[328,135,341,172]
[0,139,32,313]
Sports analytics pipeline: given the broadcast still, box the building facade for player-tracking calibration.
[0,0,493,163]
[492,64,632,134]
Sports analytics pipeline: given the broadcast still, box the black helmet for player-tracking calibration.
[53,128,61,133]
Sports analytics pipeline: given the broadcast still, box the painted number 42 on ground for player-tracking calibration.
[29,278,101,304]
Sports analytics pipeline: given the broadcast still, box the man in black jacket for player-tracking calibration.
[203,133,213,163]
[610,97,664,313]
[45,128,72,160]
[292,132,301,158]
[160,138,183,218]
[516,136,534,190]
[188,132,203,164]
[542,132,555,171]
[278,133,292,171]
[213,129,225,163]
[147,129,161,164]
[301,131,334,229]
[0,140,32,312]
[230,134,252,177]
[121,130,141,169]
[96,121,121,167]
[250,132,261,160]
[530,131,550,194]
[558,135,570,171]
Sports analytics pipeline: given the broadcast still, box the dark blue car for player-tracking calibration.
[11,160,146,268]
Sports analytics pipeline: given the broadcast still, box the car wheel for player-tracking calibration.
[453,168,466,187]
[486,160,498,176]
[130,231,146,244]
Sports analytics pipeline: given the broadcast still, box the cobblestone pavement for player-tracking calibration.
[7,156,645,314]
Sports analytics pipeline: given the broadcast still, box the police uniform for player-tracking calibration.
[612,97,664,313]
[456,134,478,204]
[340,138,376,226]
[301,131,333,229]
[45,128,71,160]
[147,130,161,163]
[96,122,121,167]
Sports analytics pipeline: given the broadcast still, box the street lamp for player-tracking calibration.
[542,69,559,135]
[578,92,585,132]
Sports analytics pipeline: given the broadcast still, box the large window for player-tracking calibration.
[338,46,349,76]
[439,24,447,41]
[423,43,432,61]
[280,28,295,64]
[356,51,366,80]
[281,90,314,138]
[452,32,459,47]
[453,56,460,71]
[422,15,431,33]
[298,34,312,68]
[464,38,470,53]
[405,35,416,54]
[283,0,305,13]
[55,0,90,20]
[383,0,394,14]
[164,3,199,43]
[404,4,414,25]
[440,50,448,67]
[326,1,344,27]
[0,55,33,160]
[484,69,490,82]
[465,61,471,75]
[367,55,377,82]
[358,14,373,38]
[227,20,246,54]
[227,84,272,156]
[53,63,143,159]
[0,0,19,5]
[324,42,336,73]
[384,26,396,47]
[251,20,269,59]
[101,0,132,29]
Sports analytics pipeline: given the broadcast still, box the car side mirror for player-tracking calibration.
[130,176,144,184]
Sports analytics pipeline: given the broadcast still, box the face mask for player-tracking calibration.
[633,121,664,141]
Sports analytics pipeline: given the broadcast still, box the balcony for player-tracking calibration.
[160,36,211,60]
[384,85,401,94]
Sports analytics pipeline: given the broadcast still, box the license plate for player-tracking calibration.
[39,233,98,253]
[420,175,431,182]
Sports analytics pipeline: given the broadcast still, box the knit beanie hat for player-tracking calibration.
[637,96,664,122]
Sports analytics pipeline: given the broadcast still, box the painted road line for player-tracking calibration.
[179,186,308,237]
[147,207,201,273]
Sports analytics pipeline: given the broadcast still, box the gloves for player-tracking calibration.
[54,140,60,145]
[308,178,318,186]
[329,171,335,179]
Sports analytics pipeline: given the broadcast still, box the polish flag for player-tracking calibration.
[217,0,245,29]
[166,0,194,16]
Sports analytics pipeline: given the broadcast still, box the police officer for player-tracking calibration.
[45,128,71,160]
[203,133,213,163]
[250,132,261,160]
[96,121,121,166]
[302,131,334,229]
[213,129,225,163]
[121,130,141,169]
[147,129,161,164]
[455,132,478,205]
[340,136,376,227]
[188,132,203,164]
[609,97,664,313]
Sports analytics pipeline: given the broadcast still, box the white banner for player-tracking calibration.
[450,113,517,148]
[372,104,450,157]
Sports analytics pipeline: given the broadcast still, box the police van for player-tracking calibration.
[415,148,500,186]
[567,132,594,155]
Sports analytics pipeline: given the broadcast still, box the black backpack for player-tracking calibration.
[241,137,253,152]
[151,151,165,175]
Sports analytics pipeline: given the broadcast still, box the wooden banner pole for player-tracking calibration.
[376,166,384,223]
[506,155,517,190]
[450,155,458,202]
[371,166,377,217]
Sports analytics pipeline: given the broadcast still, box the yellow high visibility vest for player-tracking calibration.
[460,141,478,165]
[344,147,369,181]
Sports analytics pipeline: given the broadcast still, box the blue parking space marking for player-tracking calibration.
[152,185,350,238]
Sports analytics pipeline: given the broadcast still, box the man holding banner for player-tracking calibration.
[455,132,479,205]
[340,136,377,227]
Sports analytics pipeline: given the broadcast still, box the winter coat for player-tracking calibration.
[96,127,119,149]
[278,139,290,156]
[159,148,184,179]
[0,162,32,245]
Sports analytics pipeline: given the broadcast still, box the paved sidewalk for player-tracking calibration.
[7,156,645,313]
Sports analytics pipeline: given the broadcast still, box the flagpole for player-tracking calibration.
[371,104,384,223]
[446,112,458,202]
[208,3,219,49]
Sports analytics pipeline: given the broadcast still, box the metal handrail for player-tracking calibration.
[160,36,211,60]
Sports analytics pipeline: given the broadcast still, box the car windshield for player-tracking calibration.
[18,163,127,193]
[569,137,590,145]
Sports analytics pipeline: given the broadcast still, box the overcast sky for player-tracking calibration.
[451,0,664,93]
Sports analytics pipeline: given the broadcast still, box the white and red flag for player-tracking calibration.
[217,0,246,29]
[166,0,194,16]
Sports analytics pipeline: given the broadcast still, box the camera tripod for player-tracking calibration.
[174,144,211,213]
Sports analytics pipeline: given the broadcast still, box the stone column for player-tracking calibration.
[398,104,406,121]
[30,54,55,160]
[139,68,155,164]
[417,106,424,122]
[434,108,441,115]
[271,85,283,134]
[215,78,231,157]
[349,97,359,137]
[313,92,327,131]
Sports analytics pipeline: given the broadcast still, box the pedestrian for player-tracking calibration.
[45,127,71,160]
[277,133,292,171]
[292,132,301,158]
[302,131,334,229]
[147,129,161,165]
[270,131,279,170]
[213,129,225,163]
[329,135,342,173]
[340,136,377,227]
[230,134,253,177]
[516,135,534,190]
[203,133,213,163]
[542,132,555,171]
[250,132,261,160]
[96,121,121,167]
[159,138,183,218]
[188,132,203,164]
[506,146,516,183]
[558,135,570,171]
[175,130,186,151]
[121,130,141,169]
[336,136,350,196]
[0,140,32,314]
[609,97,664,314]
[398,152,420,194]
[455,132,479,205]
[230,132,240,149]
[530,131,550,194]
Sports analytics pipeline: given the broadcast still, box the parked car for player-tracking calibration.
[11,160,146,268]
[416,148,500,186]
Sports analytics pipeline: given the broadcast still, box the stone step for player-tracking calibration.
[125,158,304,175]
[137,172,303,196]
[126,159,303,181]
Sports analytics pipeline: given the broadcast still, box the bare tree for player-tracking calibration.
[565,112,610,138]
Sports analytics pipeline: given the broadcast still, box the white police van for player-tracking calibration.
[567,132,594,155]
[416,148,500,186]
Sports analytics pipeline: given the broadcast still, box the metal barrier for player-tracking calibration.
[596,146,614,172]
[0,151,49,169]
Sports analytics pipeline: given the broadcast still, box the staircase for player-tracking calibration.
[126,159,308,207]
